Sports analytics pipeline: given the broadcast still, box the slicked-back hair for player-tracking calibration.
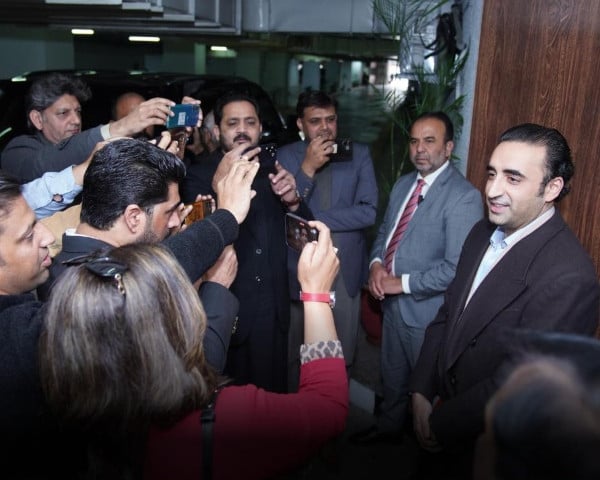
[295,90,338,118]
[213,91,260,126]
[25,72,92,129]
[411,111,455,143]
[0,171,22,234]
[40,243,217,432]
[80,138,186,230]
[499,123,574,201]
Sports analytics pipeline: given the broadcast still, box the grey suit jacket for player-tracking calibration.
[1,128,104,183]
[278,140,378,297]
[370,164,483,327]
[410,211,600,445]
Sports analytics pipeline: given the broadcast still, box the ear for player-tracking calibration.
[445,140,455,159]
[212,125,220,142]
[296,118,304,134]
[29,110,44,131]
[123,204,145,234]
[543,177,564,203]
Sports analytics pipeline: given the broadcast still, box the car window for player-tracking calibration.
[0,71,292,154]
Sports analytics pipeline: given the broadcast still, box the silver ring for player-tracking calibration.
[240,154,248,161]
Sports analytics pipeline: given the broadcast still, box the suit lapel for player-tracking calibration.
[444,211,565,368]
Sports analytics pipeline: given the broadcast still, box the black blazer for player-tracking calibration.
[410,210,600,444]
[181,150,313,344]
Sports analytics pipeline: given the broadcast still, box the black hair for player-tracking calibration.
[213,91,260,126]
[499,123,574,201]
[80,138,186,230]
[492,330,600,480]
[411,111,455,142]
[0,171,22,232]
[295,90,338,118]
[25,73,92,129]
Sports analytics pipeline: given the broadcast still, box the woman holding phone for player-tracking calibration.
[40,221,347,479]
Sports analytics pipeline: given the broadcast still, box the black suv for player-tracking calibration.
[0,70,293,153]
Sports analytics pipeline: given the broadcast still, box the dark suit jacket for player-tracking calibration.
[181,150,312,390]
[409,210,600,445]
[1,128,104,183]
[277,140,378,298]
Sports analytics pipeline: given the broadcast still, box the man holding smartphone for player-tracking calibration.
[181,92,312,393]
[278,90,379,391]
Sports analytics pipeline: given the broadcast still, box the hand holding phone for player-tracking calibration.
[242,142,278,170]
[286,213,319,252]
[183,199,212,226]
[329,138,353,162]
[166,104,200,128]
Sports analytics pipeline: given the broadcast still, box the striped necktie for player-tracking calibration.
[384,179,425,273]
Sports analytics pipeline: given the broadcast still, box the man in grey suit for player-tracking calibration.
[351,111,483,444]
[277,90,378,390]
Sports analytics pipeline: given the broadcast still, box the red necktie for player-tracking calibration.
[384,179,425,273]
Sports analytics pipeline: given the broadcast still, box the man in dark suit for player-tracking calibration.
[351,111,483,444]
[410,123,600,479]
[38,137,259,373]
[180,92,312,392]
[277,90,379,390]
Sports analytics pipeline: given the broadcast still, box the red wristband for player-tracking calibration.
[299,291,336,308]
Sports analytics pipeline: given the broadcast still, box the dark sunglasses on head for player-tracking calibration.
[62,253,128,295]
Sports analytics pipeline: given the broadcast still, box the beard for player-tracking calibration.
[138,218,163,244]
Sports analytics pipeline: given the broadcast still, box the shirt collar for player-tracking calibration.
[417,160,450,190]
[491,206,555,248]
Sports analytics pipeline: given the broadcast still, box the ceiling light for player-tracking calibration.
[210,46,228,51]
[128,36,161,43]
[71,28,94,35]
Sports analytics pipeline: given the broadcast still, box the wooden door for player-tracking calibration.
[467,0,600,277]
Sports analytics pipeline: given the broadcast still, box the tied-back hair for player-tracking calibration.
[80,138,186,230]
[25,72,92,130]
[0,171,22,232]
[40,243,218,432]
[499,123,574,201]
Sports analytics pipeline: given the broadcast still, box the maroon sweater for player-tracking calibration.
[145,357,348,479]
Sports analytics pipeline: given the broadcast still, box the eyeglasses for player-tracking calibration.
[62,253,128,295]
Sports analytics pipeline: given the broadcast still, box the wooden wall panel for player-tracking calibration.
[467,0,600,277]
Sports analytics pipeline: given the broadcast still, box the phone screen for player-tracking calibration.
[285,213,318,252]
[166,104,200,128]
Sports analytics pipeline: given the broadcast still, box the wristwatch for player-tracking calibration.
[299,291,336,309]
[281,189,302,207]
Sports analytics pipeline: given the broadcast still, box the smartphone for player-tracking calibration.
[183,199,212,226]
[329,138,353,162]
[166,104,200,128]
[243,142,278,170]
[285,213,318,252]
